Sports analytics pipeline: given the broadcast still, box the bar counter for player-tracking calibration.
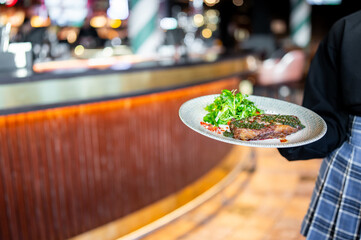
[0,53,256,115]
[0,53,255,240]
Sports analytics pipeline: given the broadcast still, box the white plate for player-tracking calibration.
[179,94,327,148]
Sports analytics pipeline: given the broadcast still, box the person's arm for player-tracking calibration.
[278,21,349,161]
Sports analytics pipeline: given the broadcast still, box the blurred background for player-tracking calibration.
[0,0,360,75]
[0,1,360,240]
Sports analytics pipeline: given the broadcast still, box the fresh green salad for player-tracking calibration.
[203,89,263,126]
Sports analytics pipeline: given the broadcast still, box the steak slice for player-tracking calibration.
[229,114,305,141]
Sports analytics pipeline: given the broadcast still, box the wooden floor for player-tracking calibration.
[138,147,322,240]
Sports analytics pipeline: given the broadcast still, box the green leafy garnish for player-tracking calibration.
[203,89,263,126]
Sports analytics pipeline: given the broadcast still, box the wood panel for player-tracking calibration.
[0,77,240,240]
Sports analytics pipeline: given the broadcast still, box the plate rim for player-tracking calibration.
[179,94,327,148]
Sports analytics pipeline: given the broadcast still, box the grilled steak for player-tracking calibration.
[229,114,305,141]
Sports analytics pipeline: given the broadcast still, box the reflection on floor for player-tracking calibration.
[140,147,321,240]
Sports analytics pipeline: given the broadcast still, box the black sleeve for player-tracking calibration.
[278,23,349,161]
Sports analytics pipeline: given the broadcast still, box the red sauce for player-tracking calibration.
[200,122,225,135]
[280,138,288,143]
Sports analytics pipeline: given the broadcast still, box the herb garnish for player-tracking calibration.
[203,89,263,126]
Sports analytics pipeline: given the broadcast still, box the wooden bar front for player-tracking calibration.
[0,77,240,240]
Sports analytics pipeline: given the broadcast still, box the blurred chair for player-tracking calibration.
[257,49,306,86]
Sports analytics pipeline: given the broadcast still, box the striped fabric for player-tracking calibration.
[301,115,361,239]
[290,0,311,48]
[128,0,163,56]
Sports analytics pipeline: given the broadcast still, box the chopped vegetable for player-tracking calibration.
[203,89,263,126]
